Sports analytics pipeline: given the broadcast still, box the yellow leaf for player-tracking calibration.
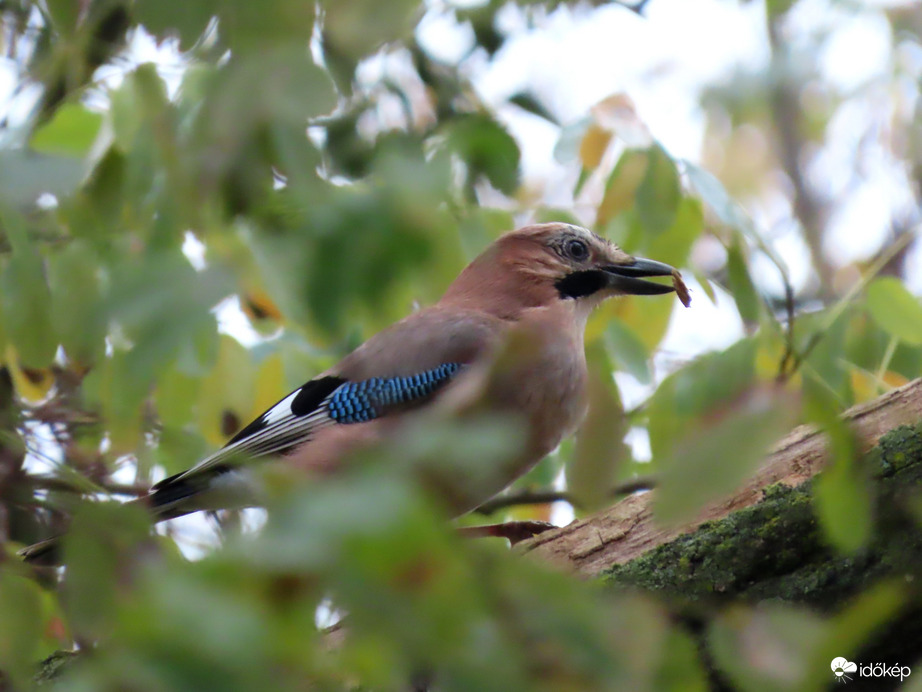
[241,288,284,325]
[578,123,612,171]
[507,503,552,523]
[4,345,53,404]
[197,336,256,447]
[849,368,907,403]
[248,354,286,423]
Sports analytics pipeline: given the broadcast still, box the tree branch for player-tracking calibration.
[519,377,922,576]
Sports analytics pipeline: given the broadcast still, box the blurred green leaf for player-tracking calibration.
[568,345,628,511]
[597,148,648,229]
[106,250,229,375]
[813,463,873,555]
[444,115,521,195]
[321,0,418,62]
[0,208,56,368]
[135,0,218,49]
[654,387,799,525]
[804,376,873,553]
[866,277,922,346]
[62,501,152,640]
[0,568,45,688]
[685,160,754,234]
[605,318,651,383]
[647,196,704,267]
[727,237,761,324]
[48,239,106,364]
[509,92,558,125]
[636,143,680,234]
[31,103,104,157]
[648,339,757,461]
[46,0,79,33]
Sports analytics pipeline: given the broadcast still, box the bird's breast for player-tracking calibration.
[484,311,589,462]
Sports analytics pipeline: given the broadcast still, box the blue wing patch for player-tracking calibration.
[328,363,462,423]
[151,364,464,502]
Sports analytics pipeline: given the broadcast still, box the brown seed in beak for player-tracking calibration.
[672,270,691,307]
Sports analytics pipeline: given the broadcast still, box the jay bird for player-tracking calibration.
[21,223,684,562]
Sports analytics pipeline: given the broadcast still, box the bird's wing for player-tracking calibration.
[149,307,505,507]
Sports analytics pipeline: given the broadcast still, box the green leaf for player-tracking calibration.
[647,196,704,268]
[596,148,648,229]
[135,0,218,49]
[813,461,873,554]
[0,209,56,367]
[647,339,757,462]
[105,250,229,375]
[509,92,558,125]
[445,115,521,195]
[727,238,761,324]
[636,143,680,234]
[109,73,144,152]
[0,569,45,688]
[62,501,153,639]
[804,376,873,553]
[567,345,628,511]
[866,277,922,345]
[605,318,651,384]
[321,0,418,61]
[46,0,79,32]
[48,240,107,364]
[31,102,103,157]
[654,388,799,525]
[684,161,753,234]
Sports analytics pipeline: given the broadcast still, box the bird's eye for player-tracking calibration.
[566,239,589,261]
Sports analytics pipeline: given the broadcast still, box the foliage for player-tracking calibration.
[0,0,919,689]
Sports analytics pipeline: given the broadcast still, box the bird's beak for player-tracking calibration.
[602,257,676,296]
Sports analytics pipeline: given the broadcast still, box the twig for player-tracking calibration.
[784,231,914,380]
[457,521,556,545]
[474,476,656,515]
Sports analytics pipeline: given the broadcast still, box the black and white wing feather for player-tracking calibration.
[149,365,463,512]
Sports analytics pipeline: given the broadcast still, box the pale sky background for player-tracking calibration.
[3,0,920,543]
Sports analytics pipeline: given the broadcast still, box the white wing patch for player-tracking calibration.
[263,391,300,425]
[160,377,346,486]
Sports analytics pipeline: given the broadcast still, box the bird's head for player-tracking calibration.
[441,223,678,318]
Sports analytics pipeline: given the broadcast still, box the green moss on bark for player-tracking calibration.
[605,423,922,610]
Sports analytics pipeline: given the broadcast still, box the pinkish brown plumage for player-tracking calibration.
[20,223,682,563]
